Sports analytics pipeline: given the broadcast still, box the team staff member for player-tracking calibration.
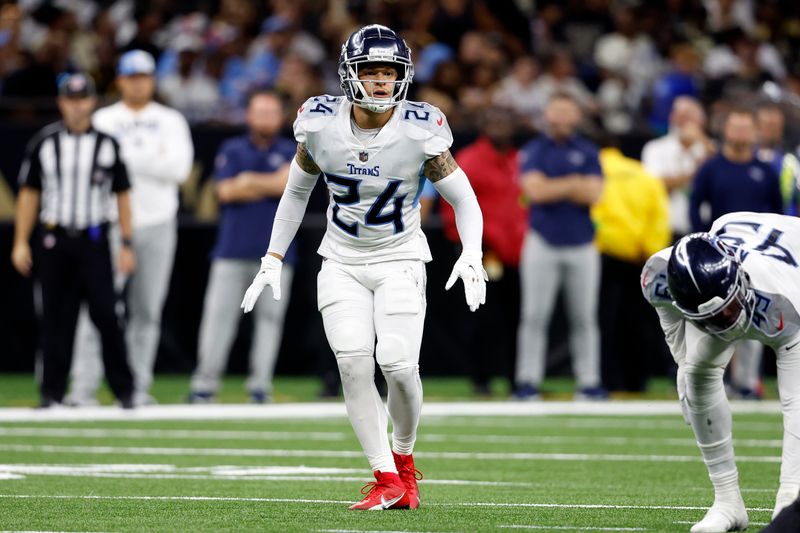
[439,106,527,396]
[69,50,194,406]
[690,107,783,401]
[515,92,606,401]
[592,139,670,392]
[11,73,135,408]
[188,91,296,404]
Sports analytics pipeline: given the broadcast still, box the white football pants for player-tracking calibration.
[318,259,426,472]
[680,323,800,511]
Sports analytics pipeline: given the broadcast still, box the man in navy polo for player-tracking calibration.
[189,91,296,403]
[690,107,782,401]
[515,92,607,400]
[691,107,782,232]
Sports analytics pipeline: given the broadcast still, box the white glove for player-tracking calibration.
[445,251,488,312]
[241,254,283,313]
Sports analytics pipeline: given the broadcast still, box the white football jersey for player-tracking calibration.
[294,96,453,264]
[642,212,800,351]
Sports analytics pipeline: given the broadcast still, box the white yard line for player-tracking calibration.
[0,443,781,463]
[0,401,783,422]
[0,494,775,513]
[0,427,346,441]
[427,417,781,432]
[673,520,769,526]
[316,530,443,533]
[0,426,783,449]
[0,463,535,487]
[499,526,646,531]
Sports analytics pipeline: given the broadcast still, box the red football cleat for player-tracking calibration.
[348,471,409,510]
[393,451,422,509]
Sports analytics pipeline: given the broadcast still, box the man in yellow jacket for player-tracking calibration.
[592,144,670,392]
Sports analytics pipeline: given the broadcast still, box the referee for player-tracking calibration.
[11,73,135,408]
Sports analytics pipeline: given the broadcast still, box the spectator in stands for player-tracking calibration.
[647,41,703,134]
[158,34,221,123]
[492,56,540,131]
[273,53,323,116]
[68,50,194,407]
[592,136,670,392]
[756,103,800,215]
[530,47,598,128]
[593,4,661,134]
[189,91,295,404]
[642,96,715,240]
[704,28,785,101]
[438,106,527,395]
[691,106,783,401]
[415,60,462,121]
[515,92,606,401]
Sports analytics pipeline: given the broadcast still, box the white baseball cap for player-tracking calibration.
[117,50,156,76]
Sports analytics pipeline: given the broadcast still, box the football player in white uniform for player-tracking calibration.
[642,212,800,532]
[240,24,486,510]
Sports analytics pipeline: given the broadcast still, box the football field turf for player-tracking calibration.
[0,391,784,532]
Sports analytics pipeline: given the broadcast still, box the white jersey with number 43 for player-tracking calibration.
[294,95,452,265]
[642,212,800,351]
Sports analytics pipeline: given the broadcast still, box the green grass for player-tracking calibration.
[0,374,785,531]
[1,373,782,407]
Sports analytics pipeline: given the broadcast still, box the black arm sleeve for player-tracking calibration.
[17,138,43,190]
[108,137,131,193]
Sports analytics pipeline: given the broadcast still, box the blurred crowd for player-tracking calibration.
[1,0,799,133]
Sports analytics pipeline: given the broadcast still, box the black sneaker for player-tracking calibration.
[119,395,135,410]
[187,391,215,404]
[249,390,271,404]
[36,397,61,409]
[513,383,541,401]
[574,386,609,401]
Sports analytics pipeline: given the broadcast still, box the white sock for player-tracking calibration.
[685,365,742,503]
[383,365,423,456]
[337,356,396,473]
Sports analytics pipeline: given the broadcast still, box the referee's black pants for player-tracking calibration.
[35,227,134,403]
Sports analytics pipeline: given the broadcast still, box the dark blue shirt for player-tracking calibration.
[690,152,783,232]
[519,134,603,246]
[211,134,298,263]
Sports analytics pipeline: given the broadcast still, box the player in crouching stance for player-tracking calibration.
[240,25,486,510]
[642,212,800,532]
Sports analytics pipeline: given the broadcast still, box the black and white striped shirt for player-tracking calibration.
[18,122,130,229]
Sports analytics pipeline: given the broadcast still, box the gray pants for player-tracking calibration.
[516,230,601,388]
[69,220,177,400]
[190,259,293,394]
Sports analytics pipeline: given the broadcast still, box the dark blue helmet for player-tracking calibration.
[338,24,414,113]
[667,233,754,341]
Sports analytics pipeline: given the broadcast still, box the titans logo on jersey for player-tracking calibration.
[294,95,453,265]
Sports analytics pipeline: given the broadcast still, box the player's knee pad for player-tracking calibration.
[684,363,726,412]
[381,364,419,390]
[375,333,416,372]
[336,356,375,389]
[320,308,374,358]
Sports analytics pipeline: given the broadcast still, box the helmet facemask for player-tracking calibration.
[339,57,413,113]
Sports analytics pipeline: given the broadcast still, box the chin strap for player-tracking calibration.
[358,102,393,114]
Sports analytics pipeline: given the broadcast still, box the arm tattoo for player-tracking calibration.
[422,150,459,183]
[295,143,321,174]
